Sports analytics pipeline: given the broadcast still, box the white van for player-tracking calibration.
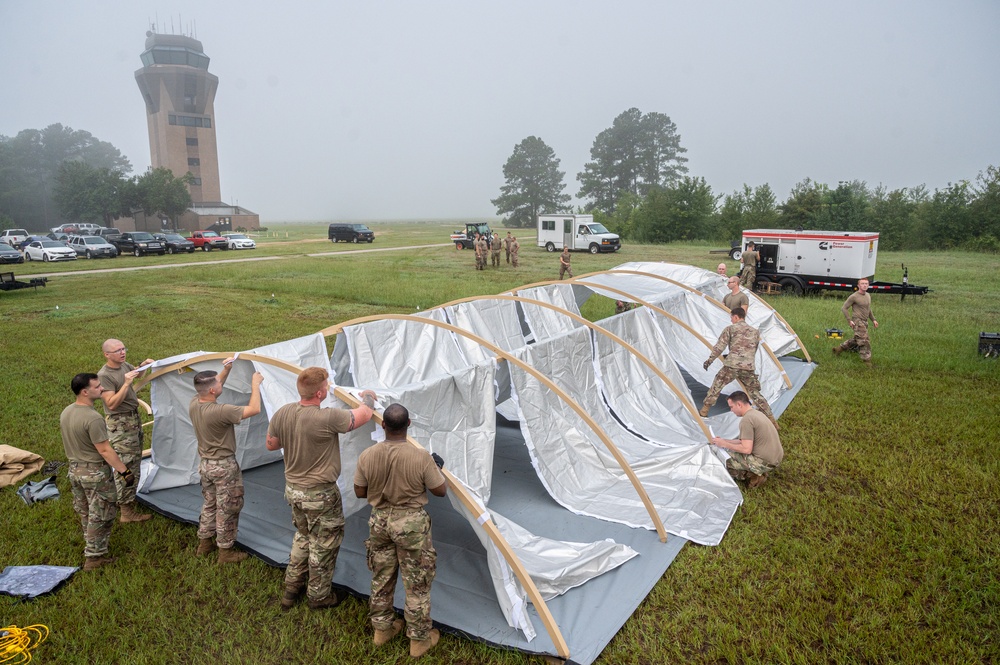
[537,214,621,254]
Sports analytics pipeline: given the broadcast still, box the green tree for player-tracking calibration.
[54,162,131,226]
[633,177,717,243]
[491,136,571,228]
[922,181,974,249]
[779,178,828,228]
[970,165,1000,248]
[577,108,688,213]
[135,167,193,225]
[716,184,779,242]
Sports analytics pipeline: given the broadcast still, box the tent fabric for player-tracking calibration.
[0,444,45,488]
[137,264,817,665]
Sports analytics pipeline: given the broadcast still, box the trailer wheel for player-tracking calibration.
[779,277,804,296]
[589,243,600,254]
[545,242,556,252]
[729,248,742,261]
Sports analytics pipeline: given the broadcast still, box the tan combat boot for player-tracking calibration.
[196,538,217,557]
[307,588,348,610]
[832,346,842,356]
[280,585,305,611]
[83,555,115,571]
[747,473,769,489]
[409,629,440,658]
[217,547,248,564]
[119,502,153,523]
[698,404,710,418]
[374,618,405,646]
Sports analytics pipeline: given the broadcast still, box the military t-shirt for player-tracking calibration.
[268,403,354,487]
[739,409,784,467]
[98,362,138,415]
[742,250,759,270]
[842,291,874,325]
[60,403,110,463]
[189,397,245,459]
[354,439,445,510]
[723,291,750,312]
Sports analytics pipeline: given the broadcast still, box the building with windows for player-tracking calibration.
[134,30,258,232]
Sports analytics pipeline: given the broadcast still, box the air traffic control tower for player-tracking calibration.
[134,31,221,203]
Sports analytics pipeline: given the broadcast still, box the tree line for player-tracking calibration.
[493,108,1000,252]
[0,124,192,231]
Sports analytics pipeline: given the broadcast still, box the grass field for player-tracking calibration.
[1,223,997,664]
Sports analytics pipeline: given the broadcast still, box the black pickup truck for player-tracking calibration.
[114,232,166,257]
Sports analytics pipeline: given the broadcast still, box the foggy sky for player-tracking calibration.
[2,1,998,222]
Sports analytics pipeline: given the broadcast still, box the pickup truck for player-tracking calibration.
[187,230,229,251]
[115,232,166,257]
[1,229,29,247]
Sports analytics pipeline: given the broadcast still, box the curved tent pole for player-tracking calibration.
[431,293,712,442]
[575,270,793,389]
[137,350,572,659]
[333,387,570,659]
[321,315,669,544]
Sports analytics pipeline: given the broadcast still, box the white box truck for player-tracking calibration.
[741,228,928,297]
[537,214,621,254]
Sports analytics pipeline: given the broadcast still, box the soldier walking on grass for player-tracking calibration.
[559,246,573,280]
[354,404,447,658]
[265,368,376,611]
[699,307,778,429]
[711,391,784,489]
[833,277,878,366]
[740,241,758,290]
[98,339,154,524]
[61,373,136,571]
[510,236,520,268]
[190,358,263,564]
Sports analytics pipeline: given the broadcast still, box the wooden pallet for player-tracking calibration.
[757,281,782,295]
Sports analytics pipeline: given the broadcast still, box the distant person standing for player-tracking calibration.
[722,276,750,313]
[504,232,513,264]
[699,307,778,429]
[475,233,488,271]
[716,263,728,278]
[740,241,758,290]
[510,236,520,268]
[490,232,502,267]
[559,247,573,280]
[265,368,376,611]
[189,358,264,564]
[354,404,447,658]
[98,338,154,524]
[61,373,136,571]
[711,391,784,489]
[833,278,878,366]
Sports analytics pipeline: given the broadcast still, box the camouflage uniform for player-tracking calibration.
[490,234,502,267]
[559,250,573,279]
[510,239,520,267]
[740,249,758,290]
[106,412,143,504]
[68,461,117,557]
[725,452,777,479]
[838,291,875,361]
[366,507,437,641]
[197,456,244,549]
[284,483,346,602]
[504,234,513,263]
[475,237,488,271]
[702,320,775,421]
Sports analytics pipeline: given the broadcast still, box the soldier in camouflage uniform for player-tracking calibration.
[739,241,758,290]
[559,246,573,280]
[98,339,155,523]
[490,232,502,267]
[61,373,136,571]
[699,307,778,429]
[710,391,784,489]
[354,404,447,658]
[510,236,520,267]
[833,278,878,365]
[265,367,377,611]
[504,232,513,264]
[476,233,489,270]
[189,359,264,564]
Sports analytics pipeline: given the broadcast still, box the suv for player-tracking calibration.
[1,229,29,247]
[328,223,375,243]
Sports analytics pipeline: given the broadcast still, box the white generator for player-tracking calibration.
[741,229,879,294]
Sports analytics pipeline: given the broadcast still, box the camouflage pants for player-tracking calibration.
[69,461,117,558]
[840,321,872,361]
[284,483,345,602]
[511,252,519,267]
[491,249,501,266]
[559,263,573,279]
[107,411,143,504]
[726,452,778,479]
[505,248,511,264]
[740,267,756,290]
[475,253,485,270]
[366,507,437,640]
[197,456,244,549]
[703,367,775,420]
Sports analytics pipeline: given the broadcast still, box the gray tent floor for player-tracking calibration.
[139,357,814,665]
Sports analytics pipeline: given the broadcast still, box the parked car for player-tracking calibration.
[222,232,256,250]
[1,229,29,247]
[76,223,101,234]
[49,223,79,235]
[68,235,118,259]
[328,223,375,243]
[186,230,229,251]
[0,243,24,264]
[115,232,166,257]
[153,233,196,254]
[23,240,77,262]
[98,227,122,239]
[18,235,49,250]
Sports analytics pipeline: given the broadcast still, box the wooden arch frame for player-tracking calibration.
[430,293,712,441]
[321,314,669,543]
[135,350,572,659]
